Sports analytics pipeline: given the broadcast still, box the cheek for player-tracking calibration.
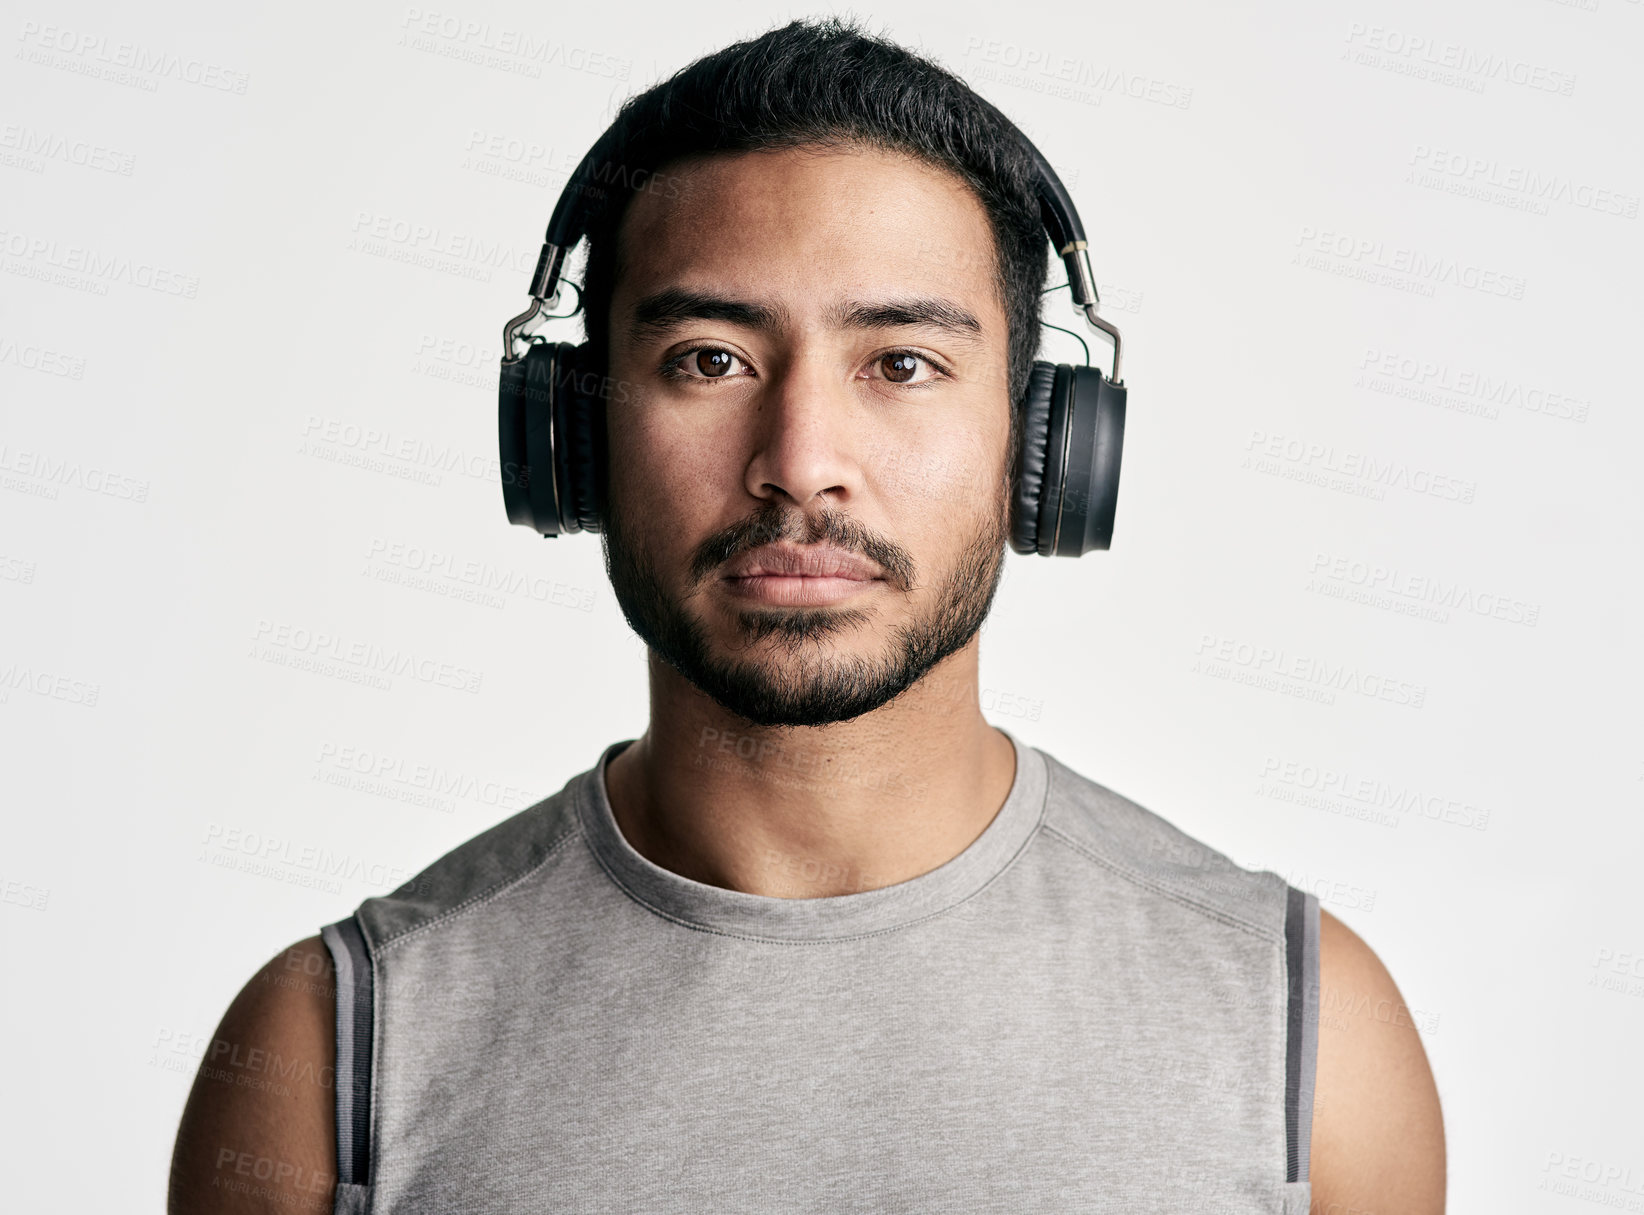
[867,426,1003,520]
[608,403,739,525]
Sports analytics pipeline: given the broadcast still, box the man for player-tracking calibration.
[170,18,1443,1214]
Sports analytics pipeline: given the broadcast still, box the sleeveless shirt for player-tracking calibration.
[321,728,1320,1214]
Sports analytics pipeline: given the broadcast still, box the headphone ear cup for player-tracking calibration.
[551,342,606,534]
[1071,368,1126,554]
[498,341,563,536]
[1010,361,1058,555]
[1042,366,1127,556]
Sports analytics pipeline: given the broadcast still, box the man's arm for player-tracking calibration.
[1310,908,1446,1213]
[167,936,338,1215]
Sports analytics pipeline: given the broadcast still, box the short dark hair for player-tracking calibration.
[572,15,1051,433]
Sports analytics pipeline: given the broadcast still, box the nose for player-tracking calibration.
[741,349,864,513]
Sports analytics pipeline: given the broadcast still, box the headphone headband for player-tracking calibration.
[502,103,1122,383]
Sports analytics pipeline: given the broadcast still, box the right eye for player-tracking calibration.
[663,347,752,381]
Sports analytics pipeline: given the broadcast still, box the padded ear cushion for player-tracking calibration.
[1071,366,1126,554]
[1011,361,1058,555]
[1037,366,1128,557]
[498,345,538,529]
[581,365,609,531]
[517,342,566,536]
[552,342,605,534]
[1034,365,1076,556]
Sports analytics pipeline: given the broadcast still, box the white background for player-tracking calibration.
[2,0,1640,1208]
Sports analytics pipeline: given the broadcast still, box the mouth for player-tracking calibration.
[721,542,886,607]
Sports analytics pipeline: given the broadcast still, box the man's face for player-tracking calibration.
[600,143,1014,729]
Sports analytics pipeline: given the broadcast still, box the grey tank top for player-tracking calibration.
[321,728,1320,1214]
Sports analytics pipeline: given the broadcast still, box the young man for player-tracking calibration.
[170,18,1444,1214]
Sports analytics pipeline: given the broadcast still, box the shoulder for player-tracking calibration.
[356,766,589,951]
[167,937,337,1214]
[1034,746,1291,940]
[1310,909,1447,1212]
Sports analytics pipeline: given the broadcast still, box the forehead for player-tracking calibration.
[610,144,1003,316]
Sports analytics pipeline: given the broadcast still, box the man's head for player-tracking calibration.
[577,18,1053,728]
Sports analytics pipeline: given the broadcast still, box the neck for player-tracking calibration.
[602,641,1018,899]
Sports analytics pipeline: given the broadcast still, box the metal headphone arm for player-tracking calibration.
[1058,242,1123,385]
[501,242,569,364]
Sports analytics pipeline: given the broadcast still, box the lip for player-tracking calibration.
[722,542,882,582]
[721,543,885,607]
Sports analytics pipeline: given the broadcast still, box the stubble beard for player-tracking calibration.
[599,475,1011,729]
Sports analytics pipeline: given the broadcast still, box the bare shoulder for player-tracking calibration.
[167,936,337,1215]
[1311,908,1447,1214]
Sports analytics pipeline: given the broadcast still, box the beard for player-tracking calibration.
[599,477,1010,729]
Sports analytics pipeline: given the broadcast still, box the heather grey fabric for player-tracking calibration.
[336,728,1318,1213]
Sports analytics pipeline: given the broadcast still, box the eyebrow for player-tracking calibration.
[627,288,792,341]
[828,298,984,345]
[625,287,986,348]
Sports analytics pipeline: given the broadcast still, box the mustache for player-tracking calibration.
[690,504,916,592]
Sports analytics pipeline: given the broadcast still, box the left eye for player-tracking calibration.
[874,352,941,385]
[668,347,748,379]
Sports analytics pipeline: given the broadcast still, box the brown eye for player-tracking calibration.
[696,349,736,377]
[882,352,922,383]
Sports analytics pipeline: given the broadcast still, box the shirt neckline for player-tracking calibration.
[575,727,1048,941]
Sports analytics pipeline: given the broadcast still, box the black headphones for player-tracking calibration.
[497,110,1127,557]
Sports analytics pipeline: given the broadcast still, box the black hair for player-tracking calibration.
[571,15,1051,448]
